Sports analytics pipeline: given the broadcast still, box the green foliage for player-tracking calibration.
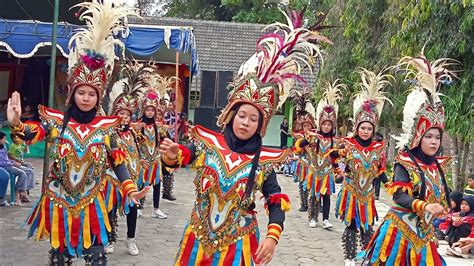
[317,1,473,139]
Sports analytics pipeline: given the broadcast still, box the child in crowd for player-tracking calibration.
[434,191,463,240]
[446,195,474,248]
[464,174,474,196]
[0,132,33,204]
[8,132,35,195]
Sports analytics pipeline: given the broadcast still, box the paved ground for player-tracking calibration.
[0,159,471,265]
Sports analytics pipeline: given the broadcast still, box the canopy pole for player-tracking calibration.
[174,51,179,142]
[42,0,60,191]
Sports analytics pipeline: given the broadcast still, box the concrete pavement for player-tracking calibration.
[0,159,471,265]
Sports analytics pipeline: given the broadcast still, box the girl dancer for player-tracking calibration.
[8,1,148,264]
[359,51,458,266]
[160,9,330,265]
[330,68,392,266]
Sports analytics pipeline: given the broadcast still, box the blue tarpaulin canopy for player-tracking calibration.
[0,19,199,74]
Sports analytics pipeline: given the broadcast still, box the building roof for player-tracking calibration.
[131,16,319,92]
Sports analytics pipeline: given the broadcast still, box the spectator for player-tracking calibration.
[464,174,474,196]
[446,195,474,248]
[8,132,35,193]
[280,118,289,149]
[0,132,30,205]
[434,191,463,240]
[0,167,10,206]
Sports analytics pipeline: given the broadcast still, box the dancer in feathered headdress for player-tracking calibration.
[359,51,460,266]
[294,80,345,229]
[157,7,330,265]
[288,86,316,213]
[135,69,182,220]
[329,68,393,265]
[102,60,152,255]
[6,1,149,264]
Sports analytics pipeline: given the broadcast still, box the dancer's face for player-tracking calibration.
[320,120,333,134]
[74,85,98,112]
[156,111,164,122]
[117,109,131,124]
[144,106,155,119]
[420,128,441,157]
[357,122,373,141]
[232,104,260,141]
[302,123,312,131]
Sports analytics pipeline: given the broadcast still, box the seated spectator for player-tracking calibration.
[446,195,474,248]
[0,132,31,205]
[8,132,35,195]
[434,191,463,239]
[464,174,474,196]
[0,167,10,206]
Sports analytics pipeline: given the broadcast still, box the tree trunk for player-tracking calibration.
[451,135,462,191]
[459,137,471,189]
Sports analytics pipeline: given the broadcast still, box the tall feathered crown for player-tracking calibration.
[316,79,345,130]
[141,72,178,117]
[352,67,393,130]
[67,0,138,107]
[108,60,153,116]
[394,50,460,149]
[216,8,332,136]
[290,86,316,131]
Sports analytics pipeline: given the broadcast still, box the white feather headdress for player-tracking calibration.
[315,79,345,129]
[393,51,460,149]
[352,67,394,130]
[66,0,139,107]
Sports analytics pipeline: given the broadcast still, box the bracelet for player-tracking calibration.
[266,223,282,244]
[162,154,178,165]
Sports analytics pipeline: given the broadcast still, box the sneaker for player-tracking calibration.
[344,259,355,266]
[126,238,139,256]
[104,242,115,254]
[0,200,9,207]
[308,219,317,228]
[151,209,168,219]
[137,209,143,217]
[322,219,333,229]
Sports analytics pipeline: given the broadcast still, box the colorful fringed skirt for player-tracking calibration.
[25,190,112,257]
[175,222,260,266]
[307,172,335,198]
[335,183,377,232]
[138,160,161,186]
[358,207,446,265]
[101,175,130,215]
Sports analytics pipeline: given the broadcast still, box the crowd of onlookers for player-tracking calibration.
[0,103,37,206]
[433,174,474,259]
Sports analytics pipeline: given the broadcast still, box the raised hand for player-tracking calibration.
[158,138,180,160]
[7,91,22,127]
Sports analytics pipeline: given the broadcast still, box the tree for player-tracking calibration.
[317,1,473,188]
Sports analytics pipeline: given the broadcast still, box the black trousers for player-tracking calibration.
[127,204,138,239]
[153,182,161,208]
[321,194,330,220]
